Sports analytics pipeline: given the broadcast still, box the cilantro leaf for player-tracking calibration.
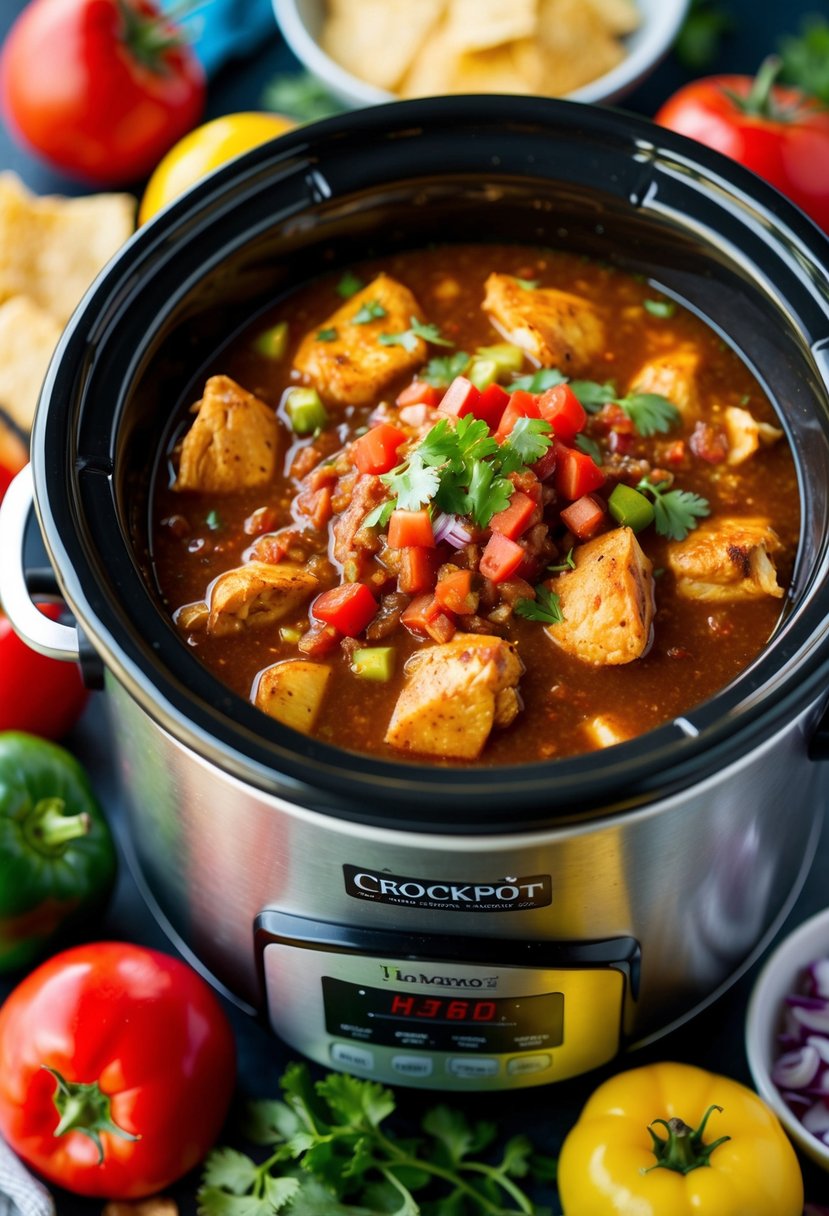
[575,433,603,464]
[422,351,470,387]
[618,392,681,436]
[317,1073,396,1129]
[569,379,617,411]
[240,1099,302,1145]
[197,1186,283,1215]
[262,71,343,122]
[509,368,567,394]
[637,476,710,540]
[673,0,734,71]
[352,300,387,325]
[515,277,539,290]
[363,499,394,529]
[337,270,364,299]
[548,548,575,572]
[379,316,453,351]
[383,452,440,511]
[501,416,552,467]
[202,1149,260,1195]
[515,585,564,625]
[453,413,500,466]
[316,327,338,342]
[779,15,829,103]
[468,462,512,528]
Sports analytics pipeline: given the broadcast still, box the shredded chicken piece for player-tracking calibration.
[174,375,277,494]
[482,273,605,372]
[667,517,784,601]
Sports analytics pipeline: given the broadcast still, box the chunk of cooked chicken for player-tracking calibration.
[667,517,784,601]
[254,660,331,733]
[723,405,783,466]
[293,273,427,406]
[584,714,631,749]
[629,346,700,420]
[482,274,605,372]
[546,526,655,664]
[174,375,278,494]
[207,562,319,637]
[385,634,523,760]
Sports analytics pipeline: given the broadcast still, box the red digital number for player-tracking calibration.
[446,1000,469,1019]
[472,1001,497,1021]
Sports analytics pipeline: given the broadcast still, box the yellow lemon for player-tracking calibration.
[139,112,295,223]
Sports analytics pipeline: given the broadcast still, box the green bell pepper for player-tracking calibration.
[0,732,117,973]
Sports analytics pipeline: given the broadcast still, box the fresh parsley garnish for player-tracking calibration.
[637,475,710,541]
[315,326,338,342]
[379,316,454,352]
[516,277,539,290]
[569,379,617,410]
[351,299,387,325]
[515,584,564,625]
[643,298,677,318]
[368,413,553,531]
[198,1062,549,1216]
[336,270,364,299]
[508,368,568,394]
[423,350,470,386]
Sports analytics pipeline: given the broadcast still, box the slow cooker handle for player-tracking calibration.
[0,464,82,662]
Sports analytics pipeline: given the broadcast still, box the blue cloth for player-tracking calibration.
[166,0,278,76]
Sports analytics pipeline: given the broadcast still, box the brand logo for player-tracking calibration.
[379,964,498,988]
[343,865,552,912]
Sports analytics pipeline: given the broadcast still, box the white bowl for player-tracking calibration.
[746,906,829,1171]
[274,0,690,110]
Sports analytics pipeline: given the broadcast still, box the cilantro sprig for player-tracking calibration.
[515,585,564,625]
[197,1062,551,1216]
[636,475,710,541]
[423,351,471,387]
[352,299,387,325]
[379,316,454,353]
[366,415,553,531]
[569,378,680,437]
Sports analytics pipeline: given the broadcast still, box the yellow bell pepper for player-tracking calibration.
[557,1061,803,1216]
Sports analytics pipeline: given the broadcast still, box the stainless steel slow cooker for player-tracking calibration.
[3,98,829,1091]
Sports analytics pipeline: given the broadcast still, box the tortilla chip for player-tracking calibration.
[536,0,626,93]
[322,0,446,91]
[0,173,135,326]
[0,295,62,433]
[445,0,538,52]
[584,0,640,36]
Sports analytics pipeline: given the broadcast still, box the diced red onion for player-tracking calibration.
[772,955,829,1152]
[806,960,829,998]
[772,1044,820,1089]
[432,512,473,548]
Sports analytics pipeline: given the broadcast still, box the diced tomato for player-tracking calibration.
[474,382,509,430]
[298,620,341,657]
[312,582,377,636]
[425,610,456,644]
[434,568,477,614]
[387,508,435,550]
[495,390,541,439]
[489,490,537,540]
[398,546,436,594]
[396,380,441,409]
[438,376,481,420]
[554,443,605,501]
[560,493,606,540]
[401,593,443,636]
[351,424,407,474]
[537,384,587,441]
[294,483,333,530]
[532,445,558,482]
[663,439,686,466]
[479,533,525,583]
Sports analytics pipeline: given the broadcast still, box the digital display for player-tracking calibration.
[323,976,564,1054]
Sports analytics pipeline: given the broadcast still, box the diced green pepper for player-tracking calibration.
[254,320,289,360]
[0,732,117,973]
[280,626,302,644]
[351,647,396,682]
[285,387,328,435]
[475,343,524,378]
[608,483,655,532]
[466,358,499,391]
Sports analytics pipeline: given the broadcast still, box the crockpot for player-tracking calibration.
[3,98,829,1091]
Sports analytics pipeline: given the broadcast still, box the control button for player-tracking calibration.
[331,1043,374,1071]
[392,1055,434,1078]
[447,1056,499,1078]
[507,1054,551,1077]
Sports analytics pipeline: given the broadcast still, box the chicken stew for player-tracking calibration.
[150,246,799,764]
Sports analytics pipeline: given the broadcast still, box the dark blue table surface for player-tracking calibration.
[2,1,829,1211]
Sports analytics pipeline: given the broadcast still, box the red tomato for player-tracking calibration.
[0,942,235,1198]
[0,605,88,739]
[0,0,205,186]
[656,60,829,233]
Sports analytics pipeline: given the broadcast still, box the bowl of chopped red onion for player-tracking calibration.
[747,907,829,1169]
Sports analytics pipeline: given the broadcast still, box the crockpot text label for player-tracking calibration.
[344,866,552,912]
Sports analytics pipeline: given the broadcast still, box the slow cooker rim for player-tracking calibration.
[30,95,829,832]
